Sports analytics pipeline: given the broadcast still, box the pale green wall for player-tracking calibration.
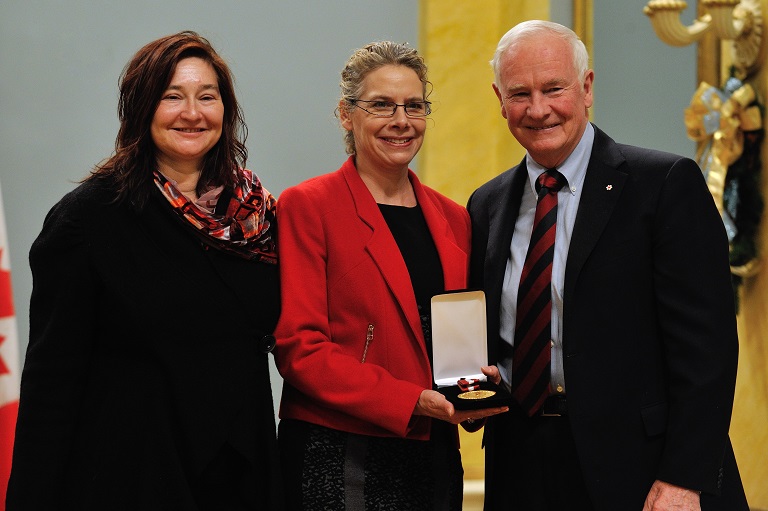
[593,0,697,156]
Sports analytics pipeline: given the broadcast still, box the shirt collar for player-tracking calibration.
[525,122,595,196]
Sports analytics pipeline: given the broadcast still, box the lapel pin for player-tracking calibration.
[606,185,613,190]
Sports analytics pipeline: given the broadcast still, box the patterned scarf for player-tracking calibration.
[153,169,277,263]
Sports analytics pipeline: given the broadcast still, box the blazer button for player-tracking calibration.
[259,335,276,354]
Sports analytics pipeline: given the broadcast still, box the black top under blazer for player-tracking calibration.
[7,177,281,510]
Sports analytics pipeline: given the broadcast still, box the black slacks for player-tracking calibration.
[487,410,593,511]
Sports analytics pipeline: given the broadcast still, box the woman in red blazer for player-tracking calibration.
[274,42,506,510]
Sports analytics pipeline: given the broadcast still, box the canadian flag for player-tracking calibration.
[0,181,19,511]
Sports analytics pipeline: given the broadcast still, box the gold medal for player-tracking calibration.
[457,390,496,400]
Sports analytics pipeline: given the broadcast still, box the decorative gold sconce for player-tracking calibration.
[644,0,763,78]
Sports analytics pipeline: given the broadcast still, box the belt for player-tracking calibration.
[540,395,567,417]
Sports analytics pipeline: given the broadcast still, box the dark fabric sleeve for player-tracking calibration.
[651,157,739,495]
[7,192,99,509]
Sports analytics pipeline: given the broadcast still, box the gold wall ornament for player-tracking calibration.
[731,257,761,276]
[644,0,763,78]
[686,81,762,208]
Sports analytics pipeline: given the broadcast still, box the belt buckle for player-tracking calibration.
[539,395,566,417]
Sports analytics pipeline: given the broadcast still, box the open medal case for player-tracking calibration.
[431,290,512,410]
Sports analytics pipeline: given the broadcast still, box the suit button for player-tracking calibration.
[259,335,276,354]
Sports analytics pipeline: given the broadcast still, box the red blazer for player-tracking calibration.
[275,157,471,440]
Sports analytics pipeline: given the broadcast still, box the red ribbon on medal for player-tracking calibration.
[457,378,480,392]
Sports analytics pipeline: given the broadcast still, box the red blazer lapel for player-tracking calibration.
[340,159,427,352]
[411,171,468,292]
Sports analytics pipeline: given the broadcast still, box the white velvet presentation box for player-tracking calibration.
[431,290,511,411]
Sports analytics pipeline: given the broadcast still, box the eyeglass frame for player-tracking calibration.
[347,98,432,118]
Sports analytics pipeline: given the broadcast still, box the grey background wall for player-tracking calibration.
[592,0,697,155]
[1,1,696,414]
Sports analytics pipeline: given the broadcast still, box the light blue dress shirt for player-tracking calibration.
[499,123,595,394]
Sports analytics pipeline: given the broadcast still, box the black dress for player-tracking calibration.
[279,203,463,511]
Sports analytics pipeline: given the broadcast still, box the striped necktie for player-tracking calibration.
[511,168,567,416]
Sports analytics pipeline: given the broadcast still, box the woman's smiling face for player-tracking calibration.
[151,57,224,173]
[340,64,427,175]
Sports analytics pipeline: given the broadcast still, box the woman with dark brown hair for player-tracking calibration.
[6,31,282,510]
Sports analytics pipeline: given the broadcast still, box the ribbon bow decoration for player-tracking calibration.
[685,79,762,212]
[684,77,764,283]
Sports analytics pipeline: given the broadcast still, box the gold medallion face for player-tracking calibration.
[457,390,496,400]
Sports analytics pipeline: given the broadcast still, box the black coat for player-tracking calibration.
[468,125,748,510]
[7,177,282,510]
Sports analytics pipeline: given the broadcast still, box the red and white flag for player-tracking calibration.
[0,181,20,510]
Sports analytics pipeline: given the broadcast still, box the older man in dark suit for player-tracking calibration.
[468,20,749,511]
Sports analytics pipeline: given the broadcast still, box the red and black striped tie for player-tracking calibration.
[511,168,566,416]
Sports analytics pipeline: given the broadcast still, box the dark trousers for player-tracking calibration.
[486,410,593,511]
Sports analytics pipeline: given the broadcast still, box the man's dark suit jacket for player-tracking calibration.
[468,125,748,510]
[7,177,282,510]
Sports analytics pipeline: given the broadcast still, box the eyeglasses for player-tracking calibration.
[348,99,432,118]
